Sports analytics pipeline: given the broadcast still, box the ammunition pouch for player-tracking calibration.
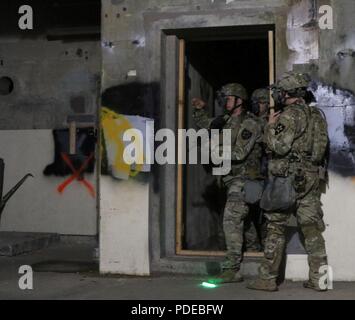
[293,168,306,193]
[268,159,289,177]
[243,180,264,204]
[260,176,296,212]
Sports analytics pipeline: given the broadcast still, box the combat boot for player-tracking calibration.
[246,278,278,292]
[303,280,328,292]
[305,255,329,292]
[208,269,244,284]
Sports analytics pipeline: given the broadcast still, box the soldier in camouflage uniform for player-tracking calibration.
[244,207,262,252]
[192,83,264,283]
[247,72,329,292]
[250,88,271,249]
[251,88,270,123]
[250,88,270,182]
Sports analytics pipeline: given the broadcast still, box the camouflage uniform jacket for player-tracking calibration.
[254,112,269,177]
[193,109,263,180]
[265,101,320,177]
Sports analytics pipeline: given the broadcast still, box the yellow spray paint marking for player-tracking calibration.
[101,107,144,177]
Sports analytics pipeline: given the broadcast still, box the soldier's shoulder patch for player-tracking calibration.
[275,123,286,135]
[241,128,253,140]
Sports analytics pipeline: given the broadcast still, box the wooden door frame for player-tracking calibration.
[175,29,275,258]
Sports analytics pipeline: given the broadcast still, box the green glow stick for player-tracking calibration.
[201,281,218,289]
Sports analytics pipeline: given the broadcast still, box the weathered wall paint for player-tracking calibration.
[286,0,319,67]
[101,107,152,179]
[0,130,97,235]
[0,39,101,129]
[100,175,150,275]
[99,82,156,274]
[0,23,101,235]
[313,84,355,176]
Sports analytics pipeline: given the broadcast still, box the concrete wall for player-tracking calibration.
[0,39,100,129]
[0,35,101,235]
[0,130,97,235]
[100,176,150,275]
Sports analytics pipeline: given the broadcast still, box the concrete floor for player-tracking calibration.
[0,242,354,300]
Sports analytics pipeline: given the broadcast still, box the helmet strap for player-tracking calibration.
[227,101,243,116]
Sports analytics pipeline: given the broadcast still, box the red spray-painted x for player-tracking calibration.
[57,152,95,198]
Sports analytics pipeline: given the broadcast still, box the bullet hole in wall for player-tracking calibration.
[337,49,355,60]
[0,76,14,95]
[76,48,83,57]
[104,41,114,48]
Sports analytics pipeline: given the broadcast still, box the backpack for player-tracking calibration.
[304,105,329,166]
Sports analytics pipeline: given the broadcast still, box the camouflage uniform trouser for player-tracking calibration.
[244,217,260,251]
[259,172,328,284]
[221,178,250,271]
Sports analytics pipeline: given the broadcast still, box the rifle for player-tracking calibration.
[269,87,275,117]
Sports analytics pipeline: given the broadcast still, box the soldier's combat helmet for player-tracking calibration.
[251,88,270,115]
[220,83,248,100]
[251,88,270,103]
[217,83,248,110]
[272,71,312,104]
[276,71,311,92]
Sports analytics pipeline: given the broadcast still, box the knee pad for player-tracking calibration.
[264,234,285,259]
[301,224,323,239]
[301,224,326,254]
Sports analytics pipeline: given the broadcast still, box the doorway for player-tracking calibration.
[175,25,275,256]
